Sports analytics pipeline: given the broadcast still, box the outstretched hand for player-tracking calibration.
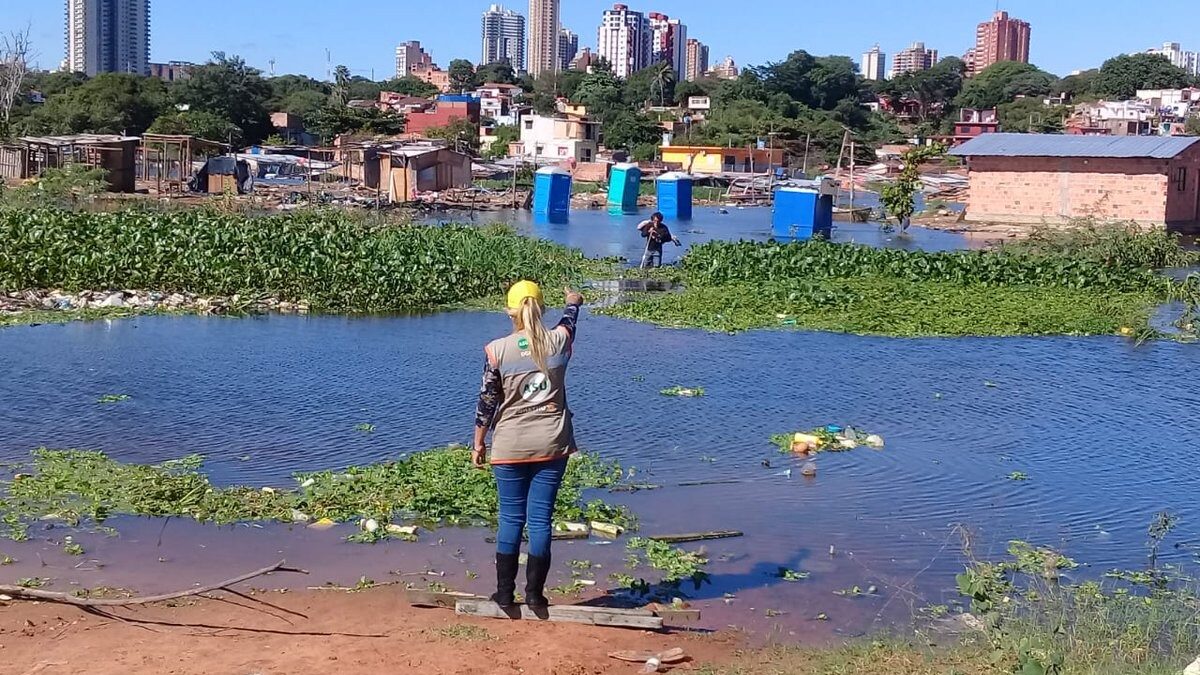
[564,287,584,307]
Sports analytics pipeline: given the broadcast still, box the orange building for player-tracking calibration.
[970,11,1031,75]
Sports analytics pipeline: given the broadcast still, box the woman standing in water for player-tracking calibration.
[474,281,584,608]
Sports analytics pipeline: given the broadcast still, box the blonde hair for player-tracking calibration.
[509,296,554,375]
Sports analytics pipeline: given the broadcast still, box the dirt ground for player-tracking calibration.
[1,587,739,675]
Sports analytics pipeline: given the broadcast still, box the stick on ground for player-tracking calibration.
[0,559,307,607]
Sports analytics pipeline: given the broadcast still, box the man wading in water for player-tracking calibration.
[636,212,681,269]
[474,281,584,609]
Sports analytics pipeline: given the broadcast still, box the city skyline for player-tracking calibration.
[5,0,1200,80]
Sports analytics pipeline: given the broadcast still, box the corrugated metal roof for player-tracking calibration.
[949,133,1200,159]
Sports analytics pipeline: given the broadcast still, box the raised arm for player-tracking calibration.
[556,288,584,341]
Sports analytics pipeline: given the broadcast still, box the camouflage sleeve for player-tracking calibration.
[475,359,503,428]
[557,303,580,339]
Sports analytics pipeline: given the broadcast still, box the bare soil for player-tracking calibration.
[0,588,738,675]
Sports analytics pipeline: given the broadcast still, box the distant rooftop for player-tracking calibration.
[950,133,1200,159]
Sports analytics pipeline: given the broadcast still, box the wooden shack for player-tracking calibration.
[16,134,141,192]
[382,145,472,203]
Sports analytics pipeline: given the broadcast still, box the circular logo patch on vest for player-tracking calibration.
[520,372,552,404]
[517,337,529,350]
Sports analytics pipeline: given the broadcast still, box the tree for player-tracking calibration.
[426,117,480,153]
[0,27,33,137]
[147,110,241,143]
[331,65,352,106]
[474,61,516,86]
[1092,54,1191,100]
[624,62,676,107]
[755,51,861,111]
[447,59,476,93]
[574,69,622,114]
[602,111,662,151]
[23,73,168,136]
[483,123,519,159]
[1052,68,1098,101]
[880,144,946,231]
[1186,117,1200,136]
[956,61,1055,110]
[878,57,965,124]
[996,97,1066,133]
[280,90,328,125]
[309,104,404,142]
[379,76,439,98]
[173,53,273,143]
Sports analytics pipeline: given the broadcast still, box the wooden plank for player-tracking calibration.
[405,590,481,609]
[455,599,663,630]
[648,531,744,544]
[650,608,702,623]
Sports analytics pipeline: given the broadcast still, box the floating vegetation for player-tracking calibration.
[833,585,877,597]
[772,426,884,454]
[624,537,709,590]
[1007,471,1030,482]
[659,386,705,398]
[598,229,1193,337]
[96,394,130,404]
[0,447,631,543]
[354,423,376,433]
[62,536,84,556]
[0,209,611,314]
[776,567,810,582]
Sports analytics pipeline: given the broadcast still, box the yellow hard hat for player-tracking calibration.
[506,280,544,311]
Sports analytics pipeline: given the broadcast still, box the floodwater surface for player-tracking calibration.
[2,314,1199,639]
[427,207,979,262]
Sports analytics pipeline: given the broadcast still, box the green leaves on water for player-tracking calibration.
[0,209,611,313]
[96,394,129,404]
[0,447,632,542]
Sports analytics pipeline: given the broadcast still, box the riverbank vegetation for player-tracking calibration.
[0,447,629,543]
[600,224,1200,338]
[0,208,610,315]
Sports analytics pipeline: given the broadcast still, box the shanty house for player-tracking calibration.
[950,133,1200,232]
[382,145,472,202]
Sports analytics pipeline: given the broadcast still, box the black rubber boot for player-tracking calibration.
[524,554,551,609]
[491,552,520,607]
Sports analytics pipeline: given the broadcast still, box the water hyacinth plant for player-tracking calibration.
[0,209,610,313]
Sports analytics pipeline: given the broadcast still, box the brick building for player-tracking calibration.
[404,96,482,137]
[950,134,1200,232]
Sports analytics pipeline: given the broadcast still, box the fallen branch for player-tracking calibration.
[649,530,743,544]
[0,559,307,607]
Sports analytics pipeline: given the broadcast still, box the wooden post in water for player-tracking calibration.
[849,141,856,211]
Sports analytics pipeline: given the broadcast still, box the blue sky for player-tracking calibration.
[4,0,1199,79]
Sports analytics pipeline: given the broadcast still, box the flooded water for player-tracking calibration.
[3,313,1200,639]
[426,207,980,263]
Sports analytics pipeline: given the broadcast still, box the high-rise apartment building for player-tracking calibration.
[861,45,886,81]
[66,0,150,76]
[708,55,738,80]
[890,42,938,77]
[598,4,653,78]
[1146,42,1200,76]
[684,38,709,81]
[395,41,435,79]
[482,4,526,71]
[648,13,687,75]
[558,29,579,71]
[528,0,560,78]
[969,11,1030,76]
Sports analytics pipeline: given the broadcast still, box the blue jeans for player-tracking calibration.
[493,456,569,558]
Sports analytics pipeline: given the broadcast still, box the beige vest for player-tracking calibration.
[486,327,575,464]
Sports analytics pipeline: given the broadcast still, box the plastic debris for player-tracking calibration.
[800,462,817,477]
[591,521,624,537]
[308,517,336,530]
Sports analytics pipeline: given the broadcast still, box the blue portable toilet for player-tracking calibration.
[607,163,641,212]
[533,166,572,222]
[772,184,833,240]
[655,172,693,220]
